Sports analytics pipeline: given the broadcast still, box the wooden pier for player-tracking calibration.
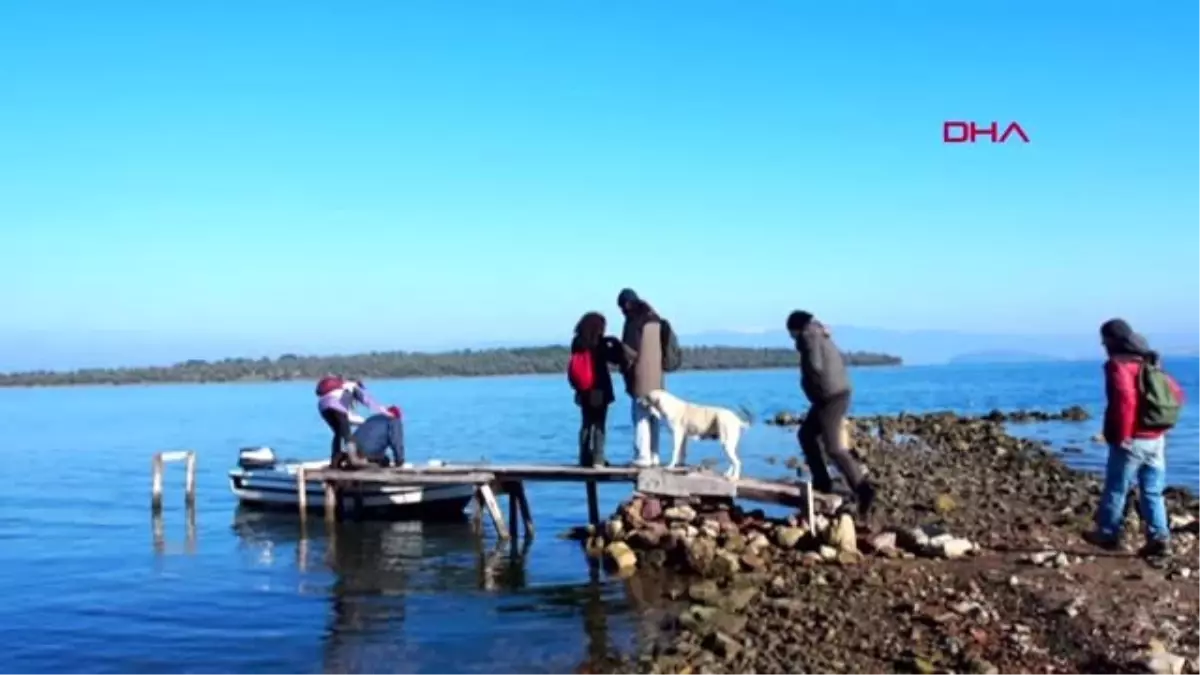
[301,463,823,541]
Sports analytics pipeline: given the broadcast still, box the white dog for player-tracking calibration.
[639,389,752,479]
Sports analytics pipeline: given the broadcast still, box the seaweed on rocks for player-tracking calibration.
[579,410,1199,675]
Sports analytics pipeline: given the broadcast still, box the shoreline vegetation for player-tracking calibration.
[0,345,901,388]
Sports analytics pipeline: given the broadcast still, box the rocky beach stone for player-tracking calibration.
[576,408,1199,675]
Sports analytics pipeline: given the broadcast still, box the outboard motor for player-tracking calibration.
[238,446,277,469]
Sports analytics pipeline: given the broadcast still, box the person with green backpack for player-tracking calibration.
[1085,318,1185,559]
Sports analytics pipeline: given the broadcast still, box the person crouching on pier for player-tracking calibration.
[353,405,406,468]
[568,312,624,467]
[786,310,877,519]
[315,376,394,469]
[1085,318,1184,560]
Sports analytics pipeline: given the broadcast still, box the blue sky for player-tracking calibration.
[1,1,1196,365]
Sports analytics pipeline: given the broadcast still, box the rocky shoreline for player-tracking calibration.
[577,410,1199,674]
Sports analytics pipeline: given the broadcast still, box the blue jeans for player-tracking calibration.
[631,398,661,466]
[1096,437,1169,542]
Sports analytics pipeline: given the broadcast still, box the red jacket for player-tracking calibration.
[1104,357,1185,442]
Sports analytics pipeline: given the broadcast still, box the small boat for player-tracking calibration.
[228,446,475,520]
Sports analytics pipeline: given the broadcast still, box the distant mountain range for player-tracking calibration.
[947,350,1064,365]
[0,324,1196,372]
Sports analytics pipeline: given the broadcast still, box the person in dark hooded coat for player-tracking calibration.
[786,310,877,518]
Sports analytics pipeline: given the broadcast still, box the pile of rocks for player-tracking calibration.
[581,494,981,582]
[766,405,1091,428]
[576,409,1199,674]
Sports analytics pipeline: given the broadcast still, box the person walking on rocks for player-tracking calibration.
[786,310,877,518]
[1085,318,1184,559]
[567,311,625,467]
[616,288,683,467]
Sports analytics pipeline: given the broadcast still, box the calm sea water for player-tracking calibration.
[0,359,1195,673]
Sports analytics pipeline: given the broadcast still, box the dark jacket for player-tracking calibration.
[794,320,850,403]
[571,335,623,407]
[620,303,665,397]
[352,414,405,465]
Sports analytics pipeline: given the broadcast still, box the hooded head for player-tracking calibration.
[786,310,815,336]
[1100,318,1156,361]
[786,310,830,351]
[617,288,639,316]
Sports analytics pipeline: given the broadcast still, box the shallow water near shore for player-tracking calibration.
[0,358,1195,673]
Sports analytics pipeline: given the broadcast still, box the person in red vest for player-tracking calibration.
[567,312,624,467]
[1085,319,1185,560]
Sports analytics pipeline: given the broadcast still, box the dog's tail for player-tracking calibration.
[736,404,755,428]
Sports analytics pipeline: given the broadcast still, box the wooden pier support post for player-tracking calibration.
[472,489,483,534]
[514,482,534,539]
[478,483,510,540]
[296,466,308,516]
[324,481,338,523]
[508,484,519,543]
[585,482,600,528]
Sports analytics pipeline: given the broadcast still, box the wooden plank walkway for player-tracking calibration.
[303,462,826,541]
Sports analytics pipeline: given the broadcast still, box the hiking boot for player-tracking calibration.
[578,429,593,467]
[592,429,607,467]
[855,481,878,520]
[1137,538,1172,560]
[1082,530,1121,551]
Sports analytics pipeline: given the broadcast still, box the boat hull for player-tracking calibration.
[228,461,474,521]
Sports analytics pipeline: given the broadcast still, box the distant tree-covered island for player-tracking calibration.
[0,345,902,388]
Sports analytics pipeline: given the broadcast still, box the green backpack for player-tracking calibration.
[660,319,683,373]
[1137,362,1181,429]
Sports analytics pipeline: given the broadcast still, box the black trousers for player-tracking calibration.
[320,408,354,463]
[579,403,608,467]
[798,391,865,493]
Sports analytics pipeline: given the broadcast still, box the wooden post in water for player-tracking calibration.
[185,503,197,555]
[184,452,197,508]
[323,481,338,522]
[507,484,519,544]
[478,483,509,540]
[472,489,483,534]
[151,454,165,512]
[514,482,535,539]
[585,482,600,528]
[296,466,308,516]
[150,450,196,512]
